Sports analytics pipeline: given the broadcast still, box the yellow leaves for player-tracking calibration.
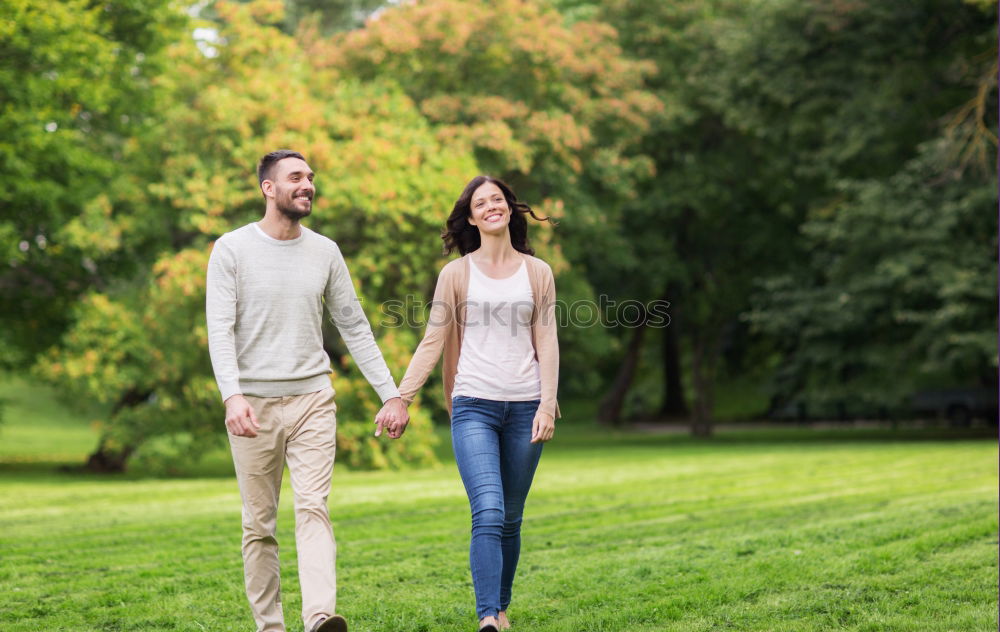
[152,248,209,298]
[459,121,534,173]
[525,111,591,153]
[58,194,122,256]
[246,0,285,25]
[192,324,208,347]
[440,17,476,54]
[33,290,145,403]
[211,0,298,64]
[83,293,118,318]
[322,0,660,200]
[82,348,99,373]
[539,197,566,221]
[216,0,285,27]
[465,96,531,123]
[529,198,570,276]
[420,95,464,123]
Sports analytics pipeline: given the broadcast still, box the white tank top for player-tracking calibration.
[452,257,542,401]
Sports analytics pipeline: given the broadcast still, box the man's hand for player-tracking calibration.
[530,410,555,444]
[225,394,260,438]
[374,397,410,439]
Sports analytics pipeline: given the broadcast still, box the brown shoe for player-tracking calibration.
[312,614,347,632]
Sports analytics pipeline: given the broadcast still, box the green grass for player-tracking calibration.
[0,378,996,631]
[0,374,104,464]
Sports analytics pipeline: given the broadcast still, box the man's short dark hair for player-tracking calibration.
[257,150,306,187]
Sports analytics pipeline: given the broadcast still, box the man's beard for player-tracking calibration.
[276,191,312,220]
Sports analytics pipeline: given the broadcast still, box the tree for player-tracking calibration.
[35,0,476,472]
[202,0,388,37]
[557,0,798,432]
[317,0,665,399]
[322,0,659,192]
[283,0,386,35]
[733,0,998,413]
[747,75,998,410]
[0,0,184,367]
[585,0,997,432]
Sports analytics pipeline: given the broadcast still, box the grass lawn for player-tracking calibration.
[0,376,996,631]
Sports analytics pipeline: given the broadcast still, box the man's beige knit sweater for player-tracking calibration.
[206,222,399,403]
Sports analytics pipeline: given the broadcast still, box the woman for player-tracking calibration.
[390,175,559,632]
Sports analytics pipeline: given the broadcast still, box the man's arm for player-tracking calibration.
[206,241,241,401]
[324,247,408,438]
[206,241,259,437]
[324,244,404,404]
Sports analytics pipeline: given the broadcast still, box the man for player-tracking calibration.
[206,150,408,632]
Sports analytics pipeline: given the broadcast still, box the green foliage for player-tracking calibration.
[736,0,999,407]
[584,0,998,421]
[572,0,804,422]
[9,0,999,463]
[748,133,998,406]
[322,0,664,396]
[702,0,995,185]
[327,0,659,185]
[34,0,482,470]
[208,0,385,36]
[284,0,385,34]
[0,0,184,366]
[35,248,220,467]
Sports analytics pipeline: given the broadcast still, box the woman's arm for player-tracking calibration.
[397,265,456,406]
[534,263,560,422]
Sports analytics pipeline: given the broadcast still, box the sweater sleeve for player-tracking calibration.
[397,264,454,406]
[325,245,401,403]
[534,263,560,419]
[206,240,242,402]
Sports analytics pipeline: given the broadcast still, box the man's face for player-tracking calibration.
[265,157,315,220]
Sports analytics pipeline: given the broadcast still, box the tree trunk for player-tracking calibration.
[689,337,714,437]
[660,312,688,418]
[79,388,149,473]
[598,317,648,425]
[82,438,135,473]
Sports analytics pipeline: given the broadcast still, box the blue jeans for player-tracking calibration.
[451,396,544,620]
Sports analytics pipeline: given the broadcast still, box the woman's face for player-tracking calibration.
[467,182,510,235]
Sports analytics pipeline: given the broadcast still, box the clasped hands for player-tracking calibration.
[374,397,409,439]
[373,399,555,443]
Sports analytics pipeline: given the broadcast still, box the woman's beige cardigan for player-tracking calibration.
[397,253,560,419]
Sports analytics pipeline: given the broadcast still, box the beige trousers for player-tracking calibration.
[228,387,338,632]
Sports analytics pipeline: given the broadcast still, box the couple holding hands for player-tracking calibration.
[206,150,559,632]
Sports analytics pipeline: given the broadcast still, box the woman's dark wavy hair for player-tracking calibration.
[442,176,554,256]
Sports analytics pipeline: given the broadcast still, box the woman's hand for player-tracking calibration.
[530,410,555,443]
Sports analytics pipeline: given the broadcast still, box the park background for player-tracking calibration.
[1,0,998,630]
